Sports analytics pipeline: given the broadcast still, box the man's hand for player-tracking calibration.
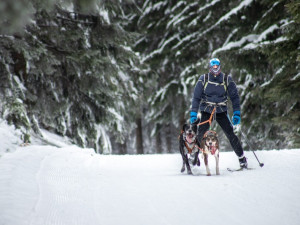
[190,111,197,124]
[232,110,241,125]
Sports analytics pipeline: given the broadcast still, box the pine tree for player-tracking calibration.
[0,0,144,153]
[134,0,300,150]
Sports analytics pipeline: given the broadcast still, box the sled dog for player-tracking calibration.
[200,130,220,176]
[179,121,201,175]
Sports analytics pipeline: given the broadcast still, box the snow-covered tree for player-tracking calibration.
[0,0,144,153]
[0,0,299,154]
[134,0,300,150]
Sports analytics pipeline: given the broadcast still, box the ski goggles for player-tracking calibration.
[209,58,220,67]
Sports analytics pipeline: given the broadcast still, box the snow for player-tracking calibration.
[291,72,300,81]
[1,122,300,225]
[152,1,167,12]
[59,2,75,13]
[95,124,112,154]
[0,120,23,153]
[142,34,179,62]
[38,129,72,148]
[172,0,254,52]
[198,0,221,13]
[253,2,280,31]
[212,34,258,55]
[223,28,239,47]
[98,7,110,24]
[214,19,291,54]
[151,80,177,104]
[260,66,285,88]
[83,28,91,48]
[215,0,253,26]
[167,2,197,28]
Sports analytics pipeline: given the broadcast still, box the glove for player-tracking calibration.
[232,110,241,125]
[190,111,197,124]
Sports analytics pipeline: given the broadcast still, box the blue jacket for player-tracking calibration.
[191,72,241,114]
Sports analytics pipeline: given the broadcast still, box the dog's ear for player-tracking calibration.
[213,131,218,137]
[203,131,209,139]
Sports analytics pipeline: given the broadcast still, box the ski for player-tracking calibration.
[227,167,254,172]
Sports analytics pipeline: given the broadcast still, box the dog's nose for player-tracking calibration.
[209,142,212,145]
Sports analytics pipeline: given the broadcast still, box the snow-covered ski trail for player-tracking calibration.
[28,147,101,225]
[0,146,300,225]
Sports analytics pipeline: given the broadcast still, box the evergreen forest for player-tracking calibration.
[0,0,299,154]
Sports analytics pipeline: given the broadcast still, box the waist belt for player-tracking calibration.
[204,101,227,107]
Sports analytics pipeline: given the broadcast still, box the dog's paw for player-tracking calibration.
[206,173,211,176]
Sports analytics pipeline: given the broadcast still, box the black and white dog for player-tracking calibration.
[179,121,201,175]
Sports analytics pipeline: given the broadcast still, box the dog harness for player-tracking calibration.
[184,141,203,154]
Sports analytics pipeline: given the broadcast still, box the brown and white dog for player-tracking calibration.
[200,130,220,176]
[179,121,201,175]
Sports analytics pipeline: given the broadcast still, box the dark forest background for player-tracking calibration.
[0,0,299,154]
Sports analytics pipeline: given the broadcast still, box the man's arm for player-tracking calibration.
[227,75,241,112]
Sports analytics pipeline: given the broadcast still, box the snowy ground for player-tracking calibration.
[1,121,300,225]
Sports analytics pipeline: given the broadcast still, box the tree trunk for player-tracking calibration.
[166,123,172,153]
[136,117,144,154]
[179,99,186,129]
[156,124,163,154]
[119,140,127,155]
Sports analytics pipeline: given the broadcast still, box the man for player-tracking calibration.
[190,58,247,168]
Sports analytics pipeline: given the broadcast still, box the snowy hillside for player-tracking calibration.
[0,123,300,225]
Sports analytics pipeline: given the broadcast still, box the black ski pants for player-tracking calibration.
[197,111,244,158]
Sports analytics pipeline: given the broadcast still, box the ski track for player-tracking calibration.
[0,147,300,225]
[28,147,101,225]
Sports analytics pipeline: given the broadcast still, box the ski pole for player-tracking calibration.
[235,125,264,167]
[228,113,264,167]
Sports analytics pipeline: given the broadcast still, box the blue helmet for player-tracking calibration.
[209,58,221,75]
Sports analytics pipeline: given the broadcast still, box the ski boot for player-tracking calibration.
[239,156,248,169]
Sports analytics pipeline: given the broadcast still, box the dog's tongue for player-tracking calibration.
[186,135,194,144]
[210,146,217,154]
